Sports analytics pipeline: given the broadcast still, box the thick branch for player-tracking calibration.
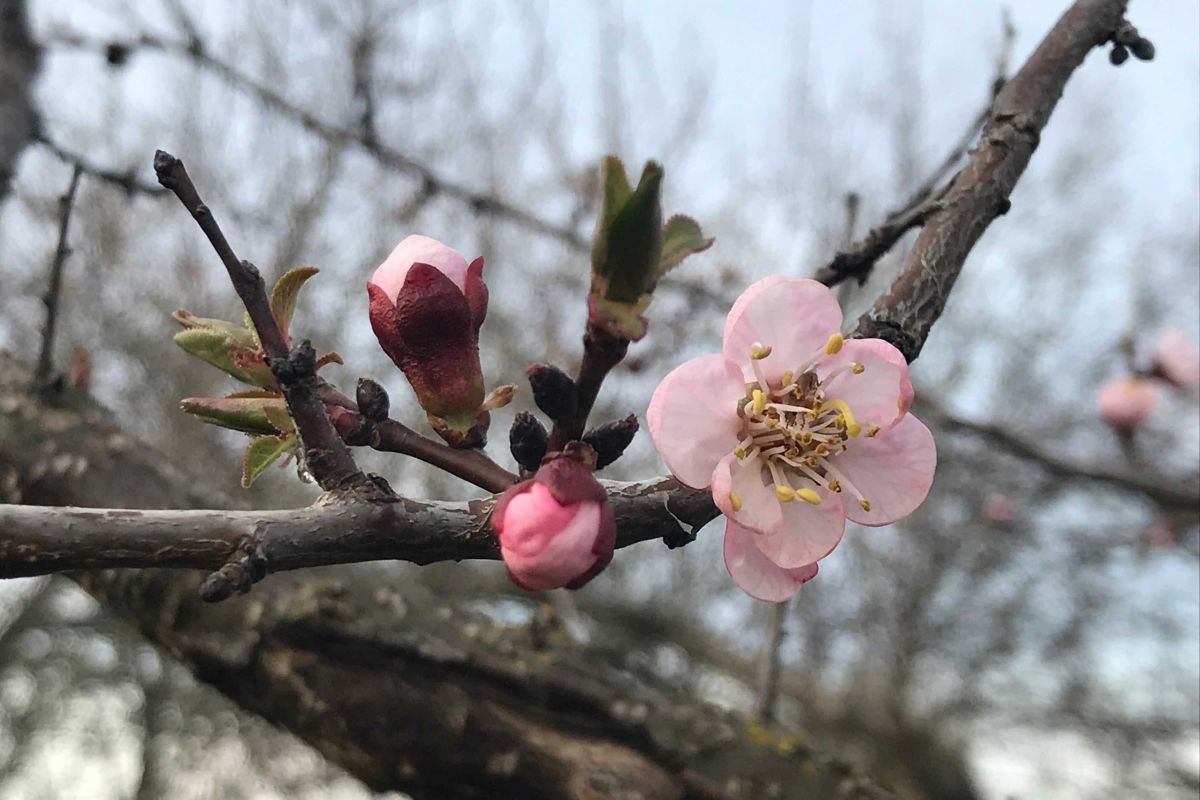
[852,0,1135,360]
[0,352,889,799]
[0,477,713,581]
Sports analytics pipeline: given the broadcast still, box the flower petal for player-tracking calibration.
[647,355,746,489]
[372,234,470,300]
[751,487,846,568]
[724,521,819,602]
[819,338,912,432]
[723,277,844,385]
[711,453,783,535]
[834,413,937,526]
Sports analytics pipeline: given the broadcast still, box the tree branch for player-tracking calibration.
[0,476,713,582]
[33,164,82,391]
[852,0,1141,361]
[153,150,380,499]
[923,400,1200,513]
[45,31,588,253]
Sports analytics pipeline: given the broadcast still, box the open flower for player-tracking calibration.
[648,277,936,602]
[1098,375,1159,435]
[367,235,490,446]
[491,455,616,591]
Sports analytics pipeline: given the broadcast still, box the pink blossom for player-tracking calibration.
[368,235,489,445]
[1151,329,1200,388]
[1097,376,1159,435]
[983,493,1014,527]
[491,457,616,591]
[647,277,937,602]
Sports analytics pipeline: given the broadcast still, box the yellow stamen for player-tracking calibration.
[866,423,880,438]
[815,443,829,456]
[775,485,795,502]
[733,446,747,459]
[851,362,865,374]
[825,399,862,437]
[797,431,813,445]
[796,488,822,505]
[730,490,743,512]
[750,343,773,360]
[751,389,767,415]
[827,478,841,492]
[780,370,794,386]
[859,498,871,512]
[824,333,844,355]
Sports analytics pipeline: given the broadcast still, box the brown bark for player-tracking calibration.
[0,352,892,799]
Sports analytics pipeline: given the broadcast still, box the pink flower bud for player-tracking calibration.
[1098,376,1159,435]
[367,235,489,443]
[1151,329,1200,388]
[491,457,616,591]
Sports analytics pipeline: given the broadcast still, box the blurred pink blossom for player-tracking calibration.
[1097,376,1159,435]
[1151,329,1200,388]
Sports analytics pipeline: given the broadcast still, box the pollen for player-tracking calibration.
[824,333,844,355]
[775,485,796,502]
[859,498,871,512]
[750,343,773,360]
[796,488,822,505]
[851,362,865,374]
[730,490,743,512]
[751,389,767,415]
[866,423,880,438]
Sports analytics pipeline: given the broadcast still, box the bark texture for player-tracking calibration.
[0,352,892,799]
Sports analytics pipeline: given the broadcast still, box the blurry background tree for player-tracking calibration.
[0,0,1197,798]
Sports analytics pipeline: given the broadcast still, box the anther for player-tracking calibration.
[730,490,743,512]
[796,488,822,505]
[775,485,796,503]
[750,343,773,360]
[827,478,841,492]
[858,498,871,512]
[824,333,844,355]
[851,362,865,374]
[751,389,767,415]
[866,423,880,438]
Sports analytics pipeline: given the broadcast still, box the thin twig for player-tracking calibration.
[755,597,790,723]
[153,150,379,498]
[815,11,1016,288]
[33,165,83,392]
[46,32,587,252]
[852,0,1140,361]
[35,134,167,197]
[924,400,1199,513]
[547,324,630,451]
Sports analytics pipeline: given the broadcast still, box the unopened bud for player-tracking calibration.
[1109,44,1129,65]
[1130,37,1155,61]
[356,378,390,421]
[509,412,549,472]
[582,414,639,470]
[527,363,578,423]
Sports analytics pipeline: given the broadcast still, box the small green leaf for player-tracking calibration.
[657,214,714,276]
[270,266,319,341]
[590,157,633,275]
[181,395,290,436]
[598,161,664,302]
[242,434,298,488]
